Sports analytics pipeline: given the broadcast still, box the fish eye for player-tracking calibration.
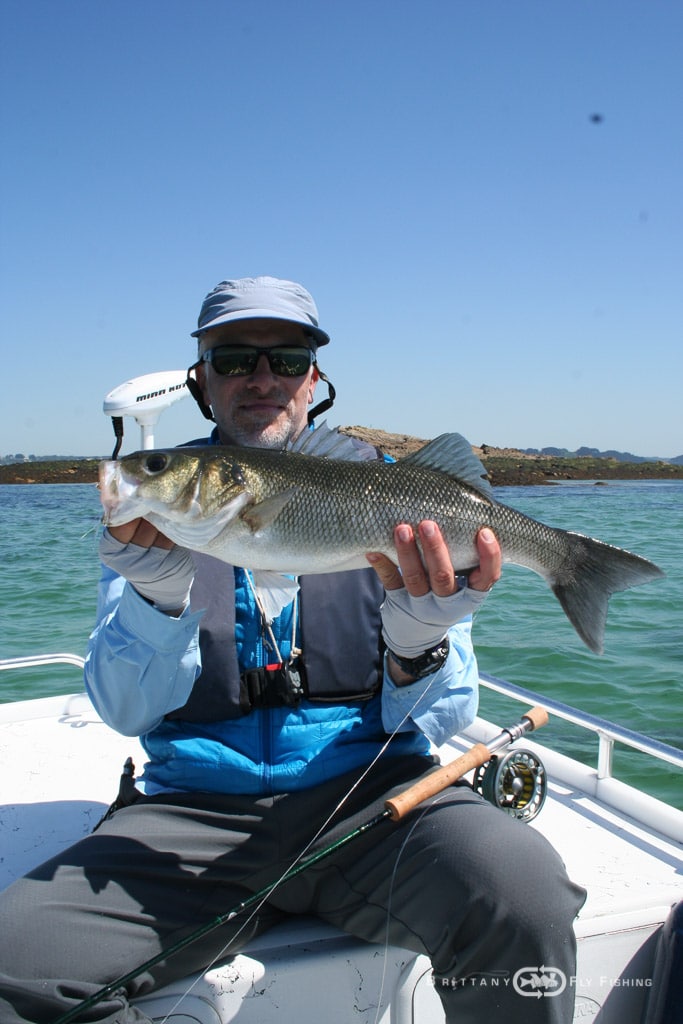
[144,453,169,475]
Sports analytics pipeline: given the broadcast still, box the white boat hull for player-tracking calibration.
[1,687,681,1023]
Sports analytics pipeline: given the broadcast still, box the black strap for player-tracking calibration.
[307,366,336,423]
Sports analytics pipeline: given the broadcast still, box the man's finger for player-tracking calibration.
[468,527,502,592]
[107,519,144,545]
[366,551,404,591]
[108,519,174,550]
[416,521,456,597]
[393,524,431,597]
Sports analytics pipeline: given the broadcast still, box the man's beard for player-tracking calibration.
[219,406,306,450]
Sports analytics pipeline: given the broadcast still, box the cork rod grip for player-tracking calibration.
[522,706,549,730]
[384,707,549,822]
[384,743,492,821]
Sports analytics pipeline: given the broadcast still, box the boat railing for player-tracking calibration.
[2,655,681,784]
[0,654,86,673]
[479,670,683,779]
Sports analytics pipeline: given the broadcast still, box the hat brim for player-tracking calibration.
[191,309,329,347]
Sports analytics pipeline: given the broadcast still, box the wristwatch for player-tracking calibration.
[388,637,450,681]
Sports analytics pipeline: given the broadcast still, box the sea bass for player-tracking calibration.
[99,426,664,654]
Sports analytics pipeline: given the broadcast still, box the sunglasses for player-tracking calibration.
[198,344,315,378]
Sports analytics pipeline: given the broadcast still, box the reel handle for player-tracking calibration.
[385,705,548,822]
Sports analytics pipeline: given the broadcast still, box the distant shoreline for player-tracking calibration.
[2,426,682,487]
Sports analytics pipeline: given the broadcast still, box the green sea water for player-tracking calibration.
[1,479,681,808]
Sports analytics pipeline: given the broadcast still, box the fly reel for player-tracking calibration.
[472,748,547,822]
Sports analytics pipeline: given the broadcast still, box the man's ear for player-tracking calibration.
[308,365,320,404]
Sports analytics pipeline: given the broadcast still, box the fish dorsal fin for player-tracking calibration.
[402,433,494,500]
[289,421,378,461]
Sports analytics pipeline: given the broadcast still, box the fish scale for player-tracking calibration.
[241,458,482,565]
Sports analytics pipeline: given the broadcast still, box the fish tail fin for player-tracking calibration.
[551,534,665,654]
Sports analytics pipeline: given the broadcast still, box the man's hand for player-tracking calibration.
[366,523,502,684]
[100,520,195,616]
[367,523,501,598]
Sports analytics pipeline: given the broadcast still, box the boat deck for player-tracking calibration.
[1,691,681,1023]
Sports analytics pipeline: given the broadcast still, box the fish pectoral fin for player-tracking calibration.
[250,571,300,621]
[240,487,299,534]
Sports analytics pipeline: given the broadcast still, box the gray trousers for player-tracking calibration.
[0,754,585,1024]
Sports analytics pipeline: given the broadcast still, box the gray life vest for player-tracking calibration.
[166,553,386,722]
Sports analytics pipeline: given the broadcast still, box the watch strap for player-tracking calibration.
[388,637,450,681]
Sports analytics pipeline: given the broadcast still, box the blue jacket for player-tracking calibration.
[85,570,479,794]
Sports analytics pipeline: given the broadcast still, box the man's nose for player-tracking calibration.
[247,353,276,383]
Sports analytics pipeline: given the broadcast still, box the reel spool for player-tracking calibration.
[472,748,547,822]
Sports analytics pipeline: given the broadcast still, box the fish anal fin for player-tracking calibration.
[240,487,299,534]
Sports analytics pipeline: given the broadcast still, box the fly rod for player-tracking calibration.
[52,705,547,1024]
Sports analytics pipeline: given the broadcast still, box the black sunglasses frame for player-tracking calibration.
[198,344,315,379]
[185,350,336,426]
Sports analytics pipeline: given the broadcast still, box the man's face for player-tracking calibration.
[196,318,318,449]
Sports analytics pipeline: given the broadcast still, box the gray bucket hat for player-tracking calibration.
[191,276,330,348]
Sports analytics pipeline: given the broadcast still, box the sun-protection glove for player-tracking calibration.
[100,528,195,614]
[380,582,488,658]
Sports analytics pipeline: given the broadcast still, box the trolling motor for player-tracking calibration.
[103,370,190,458]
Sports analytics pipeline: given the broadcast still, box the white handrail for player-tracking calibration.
[0,653,86,672]
[479,670,683,776]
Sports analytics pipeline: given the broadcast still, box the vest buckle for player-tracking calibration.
[240,659,308,713]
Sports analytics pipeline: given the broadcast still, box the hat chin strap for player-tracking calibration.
[185,371,215,421]
[308,366,336,424]
[184,365,337,426]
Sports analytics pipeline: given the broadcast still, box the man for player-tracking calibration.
[0,277,585,1023]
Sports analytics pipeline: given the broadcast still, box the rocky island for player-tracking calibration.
[1,427,681,486]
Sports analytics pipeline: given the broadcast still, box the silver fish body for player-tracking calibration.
[99,431,664,654]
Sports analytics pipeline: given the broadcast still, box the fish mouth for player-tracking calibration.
[98,460,119,523]
[98,460,148,526]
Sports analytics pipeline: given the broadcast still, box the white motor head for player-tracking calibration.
[103,370,190,452]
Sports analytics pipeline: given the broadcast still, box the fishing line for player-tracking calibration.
[371,790,447,1024]
[149,674,443,1024]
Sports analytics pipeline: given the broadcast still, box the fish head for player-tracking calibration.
[98,448,253,545]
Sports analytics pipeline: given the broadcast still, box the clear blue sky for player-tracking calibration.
[1,0,681,458]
